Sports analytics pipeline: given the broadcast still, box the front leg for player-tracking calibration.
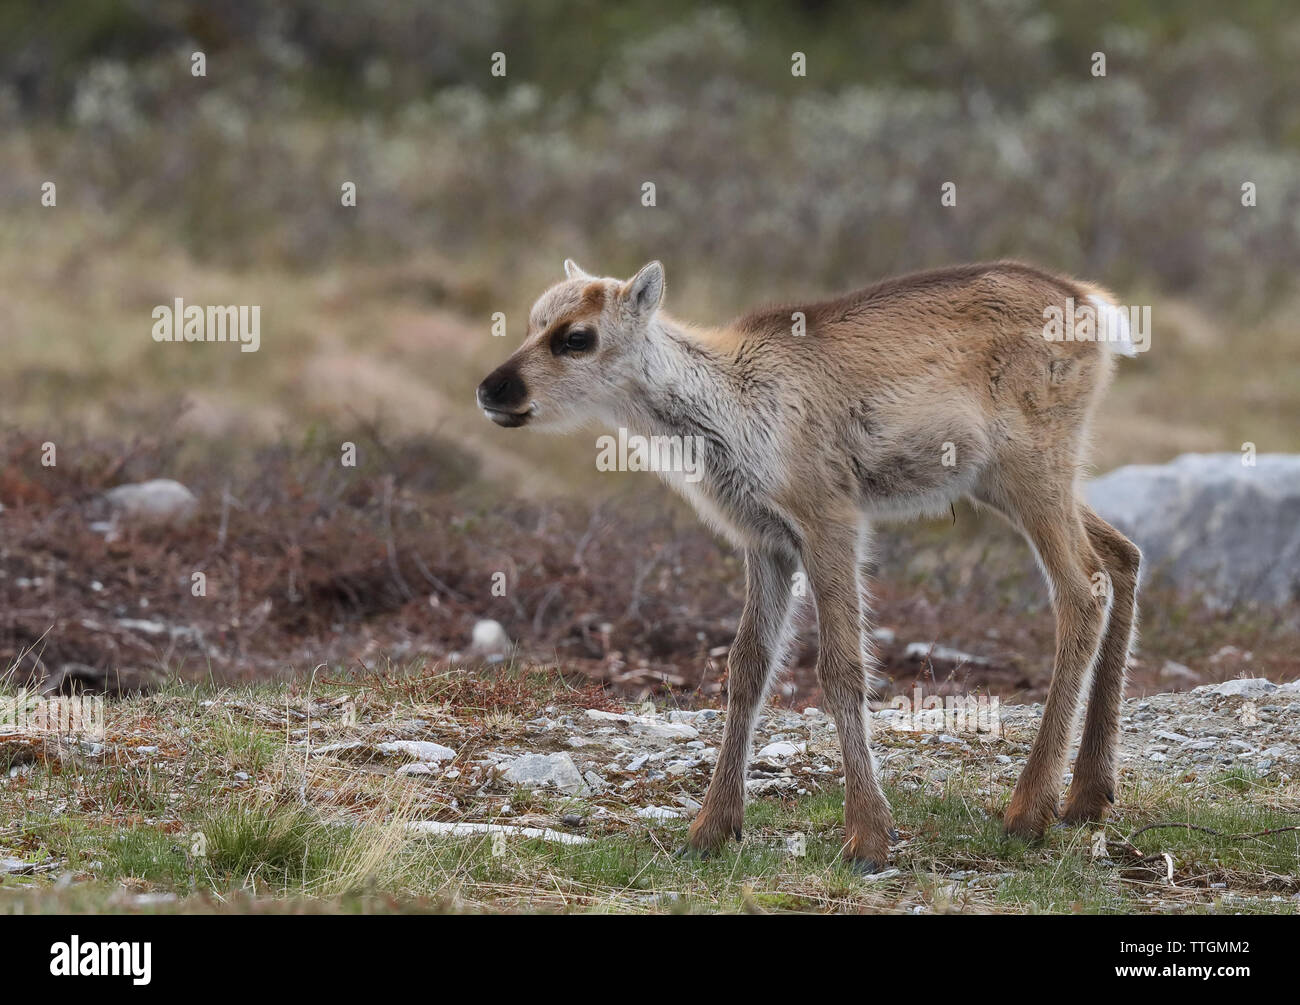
[802,517,894,869]
[686,547,796,854]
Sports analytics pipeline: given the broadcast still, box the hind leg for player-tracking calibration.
[975,469,1111,838]
[1062,506,1141,824]
[1003,507,1109,837]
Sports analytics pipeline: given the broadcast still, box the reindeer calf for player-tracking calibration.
[477,259,1141,869]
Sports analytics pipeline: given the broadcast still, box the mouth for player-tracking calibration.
[481,405,533,428]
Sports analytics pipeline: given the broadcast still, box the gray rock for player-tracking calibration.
[1086,453,1300,606]
[502,752,587,794]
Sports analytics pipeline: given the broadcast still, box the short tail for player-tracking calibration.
[1081,285,1138,357]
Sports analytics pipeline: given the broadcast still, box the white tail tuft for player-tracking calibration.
[1086,293,1137,357]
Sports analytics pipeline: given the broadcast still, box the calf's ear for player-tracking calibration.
[623,261,664,317]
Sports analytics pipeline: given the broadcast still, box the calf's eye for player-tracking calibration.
[565,328,594,352]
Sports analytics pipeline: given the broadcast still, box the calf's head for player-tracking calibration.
[475,260,665,431]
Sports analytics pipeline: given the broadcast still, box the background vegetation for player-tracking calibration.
[2,0,1298,696]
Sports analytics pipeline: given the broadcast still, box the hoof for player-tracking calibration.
[675,844,709,861]
[1061,794,1114,826]
[1002,807,1055,840]
[849,859,882,876]
[1061,777,1117,825]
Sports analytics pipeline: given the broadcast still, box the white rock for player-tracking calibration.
[116,618,168,635]
[102,479,198,525]
[407,821,589,845]
[638,721,699,740]
[471,619,511,656]
[377,740,456,762]
[308,741,367,757]
[586,709,631,724]
[636,806,682,821]
[1159,660,1198,681]
[904,642,989,666]
[585,708,698,739]
[1201,678,1278,697]
[396,762,441,776]
[756,741,804,760]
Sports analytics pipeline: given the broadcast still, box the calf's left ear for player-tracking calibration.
[623,261,665,316]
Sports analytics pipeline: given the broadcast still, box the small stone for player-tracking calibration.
[502,752,588,795]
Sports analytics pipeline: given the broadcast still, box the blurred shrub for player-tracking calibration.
[2,0,1298,310]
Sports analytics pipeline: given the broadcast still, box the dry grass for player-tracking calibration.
[2,666,1297,914]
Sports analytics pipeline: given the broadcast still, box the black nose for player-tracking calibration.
[476,365,528,410]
